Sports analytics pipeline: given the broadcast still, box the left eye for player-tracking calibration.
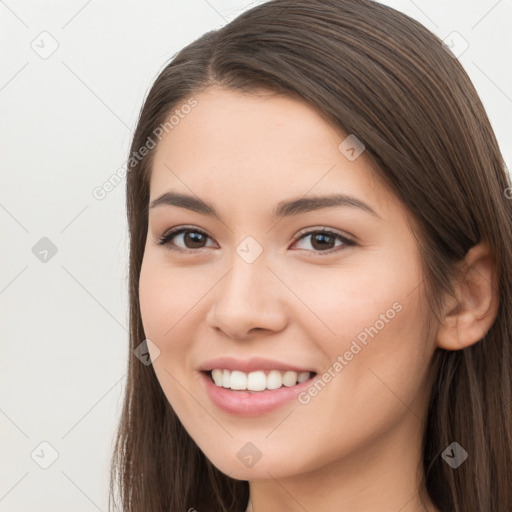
[291,230,354,253]
[156,227,355,254]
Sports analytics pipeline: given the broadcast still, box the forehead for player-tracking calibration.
[149,86,394,219]
[154,86,343,161]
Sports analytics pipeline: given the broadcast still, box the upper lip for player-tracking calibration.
[199,356,316,374]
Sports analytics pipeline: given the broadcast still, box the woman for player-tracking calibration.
[109,0,512,510]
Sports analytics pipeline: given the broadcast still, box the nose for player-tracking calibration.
[205,252,288,340]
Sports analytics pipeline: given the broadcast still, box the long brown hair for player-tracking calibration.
[109,1,512,510]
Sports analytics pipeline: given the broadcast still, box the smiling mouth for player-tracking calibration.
[205,369,317,392]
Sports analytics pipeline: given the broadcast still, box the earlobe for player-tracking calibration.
[436,242,499,351]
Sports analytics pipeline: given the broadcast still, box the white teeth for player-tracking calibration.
[247,371,267,391]
[211,369,223,386]
[282,371,297,387]
[230,370,247,390]
[267,370,282,390]
[222,369,230,388]
[209,369,313,391]
[297,371,310,383]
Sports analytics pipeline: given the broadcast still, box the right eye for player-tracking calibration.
[156,226,218,253]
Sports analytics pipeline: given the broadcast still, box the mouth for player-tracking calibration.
[203,368,318,393]
[200,367,318,416]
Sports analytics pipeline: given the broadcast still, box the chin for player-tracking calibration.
[205,448,305,481]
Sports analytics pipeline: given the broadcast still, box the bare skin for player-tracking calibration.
[138,86,497,512]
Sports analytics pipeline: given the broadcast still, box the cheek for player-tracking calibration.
[138,257,199,410]
[138,254,200,342]
[279,252,421,349]
[314,282,430,430]
[288,250,429,402]
[138,264,169,341]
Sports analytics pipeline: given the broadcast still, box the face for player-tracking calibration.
[139,86,437,481]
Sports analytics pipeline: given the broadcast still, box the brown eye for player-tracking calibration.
[156,226,355,255]
[292,229,355,254]
[180,231,208,249]
[157,227,217,252]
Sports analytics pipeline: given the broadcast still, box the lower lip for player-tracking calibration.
[200,371,316,416]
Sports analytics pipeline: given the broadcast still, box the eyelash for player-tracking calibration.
[155,225,355,256]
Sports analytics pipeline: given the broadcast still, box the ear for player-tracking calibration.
[437,241,499,351]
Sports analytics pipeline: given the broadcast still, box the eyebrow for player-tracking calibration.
[149,191,380,219]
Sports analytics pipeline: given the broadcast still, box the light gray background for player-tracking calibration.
[1,0,511,510]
